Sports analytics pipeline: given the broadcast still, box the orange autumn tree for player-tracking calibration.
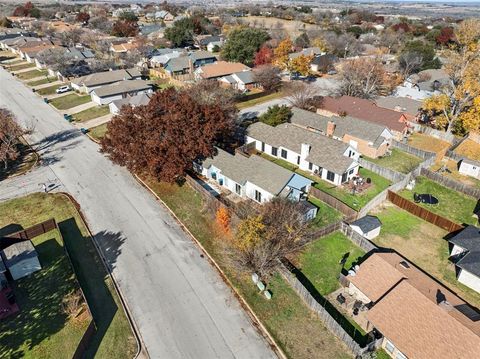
[273,38,293,70]
[215,206,231,233]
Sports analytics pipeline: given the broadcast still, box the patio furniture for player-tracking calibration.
[336,293,346,305]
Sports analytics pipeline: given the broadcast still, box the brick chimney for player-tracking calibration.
[326,121,336,137]
[188,58,194,74]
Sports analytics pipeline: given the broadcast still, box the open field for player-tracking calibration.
[398,176,478,225]
[365,148,422,174]
[371,202,480,308]
[16,69,48,80]
[407,133,450,159]
[243,16,321,38]
[49,94,91,110]
[143,179,351,359]
[0,193,137,359]
[72,105,110,122]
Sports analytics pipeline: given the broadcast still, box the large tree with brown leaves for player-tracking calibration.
[100,88,236,182]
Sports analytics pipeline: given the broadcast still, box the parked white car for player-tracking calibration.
[55,85,71,94]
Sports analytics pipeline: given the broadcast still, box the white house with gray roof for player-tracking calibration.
[198,148,316,218]
[246,122,359,186]
[91,80,153,105]
[71,68,142,93]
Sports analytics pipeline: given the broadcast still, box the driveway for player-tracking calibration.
[0,67,276,359]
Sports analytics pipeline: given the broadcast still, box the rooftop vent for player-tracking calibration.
[399,261,410,269]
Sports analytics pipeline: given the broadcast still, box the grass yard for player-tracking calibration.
[259,152,298,171]
[371,202,480,308]
[364,148,422,174]
[27,77,58,87]
[0,139,37,181]
[407,133,450,159]
[9,62,36,71]
[89,123,109,142]
[308,197,343,228]
[50,93,91,110]
[0,194,137,359]
[143,179,351,359]
[431,159,480,189]
[16,69,48,80]
[399,176,478,225]
[454,139,480,160]
[72,105,110,122]
[296,232,365,296]
[236,91,284,110]
[313,168,391,210]
[36,84,61,96]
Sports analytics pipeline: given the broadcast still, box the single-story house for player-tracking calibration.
[374,96,422,122]
[194,61,250,80]
[152,10,174,21]
[71,68,142,93]
[22,43,59,63]
[346,252,480,359]
[350,215,382,239]
[90,80,153,105]
[150,48,185,67]
[458,158,480,180]
[310,54,337,73]
[195,35,223,50]
[220,71,259,91]
[447,225,480,293]
[164,51,217,75]
[290,107,392,159]
[198,148,316,217]
[110,40,142,53]
[288,47,322,60]
[0,35,39,51]
[394,69,448,101]
[207,40,224,53]
[1,240,41,281]
[246,122,359,186]
[317,95,410,139]
[109,92,152,114]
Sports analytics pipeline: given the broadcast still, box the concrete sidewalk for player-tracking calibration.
[80,113,113,129]
[33,80,62,90]
[64,101,97,115]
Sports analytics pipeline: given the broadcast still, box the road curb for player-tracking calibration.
[134,174,287,359]
[58,192,147,359]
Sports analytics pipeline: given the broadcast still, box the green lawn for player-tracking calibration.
[259,152,298,171]
[9,62,36,71]
[399,176,478,225]
[89,123,108,141]
[297,232,365,296]
[143,179,351,359]
[364,148,422,174]
[36,84,61,96]
[16,69,48,80]
[236,91,284,110]
[313,168,391,210]
[72,105,110,122]
[0,194,137,359]
[27,77,58,87]
[371,203,480,309]
[50,94,91,110]
[308,197,343,228]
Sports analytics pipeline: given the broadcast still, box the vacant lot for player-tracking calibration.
[16,69,48,80]
[243,16,321,38]
[454,139,480,160]
[73,105,110,122]
[365,148,422,174]
[0,194,137,359]
[399,176,478,225]
[50,94,91,110]
[407,133,450,160]
[143,179,351,359]
[371,203,480,308]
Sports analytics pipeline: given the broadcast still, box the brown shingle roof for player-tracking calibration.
[198,61,250,79]
[319,95,408,133]
[349,252,480,359]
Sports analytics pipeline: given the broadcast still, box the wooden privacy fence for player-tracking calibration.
[309,187,358,220]
[358,157,406,183]
[340,222,378,253]
[387,191,463,232]
[391,140,436,160]
[0,218,58,251]
[420,167,480,199]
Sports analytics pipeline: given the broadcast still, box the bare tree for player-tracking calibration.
[36,48,71,74]
[399,52,423,77]
[285,82,319,110]
[253,65,281,92]
[339,57,386,99]
[0,109,25,169]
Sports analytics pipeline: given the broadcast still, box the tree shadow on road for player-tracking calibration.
[32,129,82,167]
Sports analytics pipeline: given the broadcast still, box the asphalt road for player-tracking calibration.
[0,67,276,359]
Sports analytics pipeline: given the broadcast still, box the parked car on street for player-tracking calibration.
[56,85,71,94]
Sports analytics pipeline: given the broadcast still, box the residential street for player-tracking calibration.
[0,67,276,359]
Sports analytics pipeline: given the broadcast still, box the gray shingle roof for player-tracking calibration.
[111,93,152,108]
[92,80,151,98]
[1,240,38,268]
[448,226,480,278]
[233,71,255,84]
[73,68,141,87]
[202,148,298,195]
[374,96,422,116]
[165,56,190,72]
[189,50,216,62]
[247,122,356,174]
[290,107,389,149]
[351,215,382,232]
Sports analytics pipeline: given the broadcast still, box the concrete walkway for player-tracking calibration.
[64,101,97,115]
[33,80,62,90]
[21,75,47,83]
[45,91,69,100]
[12,65,37,74]
[81,113,113,129]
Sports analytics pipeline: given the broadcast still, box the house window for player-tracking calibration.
[281,149,288,159]
[308,162,313,170]
[235,184,241,195]
[349,169,354,175]
[395,351,407,359]
[348,150,353,157]
[326,171,335,182]
[297,156,300,165]
[385,340,395,354]
[341,172,348,183]
[261,141,265,152]
[271,147,278,156]
[254,190,262,203]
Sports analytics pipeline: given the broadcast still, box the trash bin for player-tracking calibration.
[43,98,48,103]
